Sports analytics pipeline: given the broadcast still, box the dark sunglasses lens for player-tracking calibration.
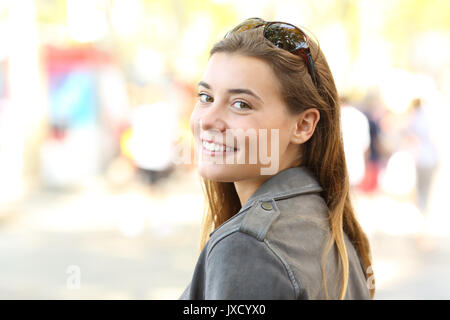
[264,23,308,51]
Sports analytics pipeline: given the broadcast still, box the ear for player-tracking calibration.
[290,108,320,144]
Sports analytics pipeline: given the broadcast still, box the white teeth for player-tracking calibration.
[202,140,235,152]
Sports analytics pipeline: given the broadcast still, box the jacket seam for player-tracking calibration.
[206,226,241,261]
[263,238,300,299]
[207,229,299,299]
[209,207,251,237]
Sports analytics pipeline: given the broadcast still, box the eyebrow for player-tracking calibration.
[198,81,263,102]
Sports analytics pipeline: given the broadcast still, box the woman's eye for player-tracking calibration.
[197,93,213,103]
[232,101,251,110]
[197,93,251,111]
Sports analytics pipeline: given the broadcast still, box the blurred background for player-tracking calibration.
[0,0,449,299]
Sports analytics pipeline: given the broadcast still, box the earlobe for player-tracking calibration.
[290,108,320,144]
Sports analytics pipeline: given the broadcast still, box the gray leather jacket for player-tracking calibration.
[179,166,371,299]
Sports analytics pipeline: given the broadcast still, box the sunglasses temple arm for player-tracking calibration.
[306,53,319,87]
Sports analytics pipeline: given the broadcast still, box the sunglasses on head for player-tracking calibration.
[224,17,319,88]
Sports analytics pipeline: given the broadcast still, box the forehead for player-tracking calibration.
[201,53,281,97]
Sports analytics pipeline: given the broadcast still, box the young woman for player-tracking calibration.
[179,18,375,300]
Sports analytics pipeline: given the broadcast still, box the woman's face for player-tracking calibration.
[190,52,304,182]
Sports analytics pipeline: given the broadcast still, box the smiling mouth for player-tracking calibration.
[201,139,238,153]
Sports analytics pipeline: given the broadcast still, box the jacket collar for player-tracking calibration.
[208,166,323,238]
[239,166,323,213]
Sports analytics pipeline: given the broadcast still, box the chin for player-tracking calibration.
[198,163,259,182]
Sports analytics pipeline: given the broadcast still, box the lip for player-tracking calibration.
[201,138,238,150]
[200,138,238,155]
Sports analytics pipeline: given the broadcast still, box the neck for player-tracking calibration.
[234,175,272,207]
[233,153,302,206]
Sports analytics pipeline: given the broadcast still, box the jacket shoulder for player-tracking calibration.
[238,199,280,241]
[205,230,297,299]
[238,192,328,242]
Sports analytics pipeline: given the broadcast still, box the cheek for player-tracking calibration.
[255,129,288,161]
[273,126,291,149]
[255,112,291,145]
[189,107,200,136]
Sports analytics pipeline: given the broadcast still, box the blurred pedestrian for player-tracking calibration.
[404,98,439,216]
[129,102,177,185]
[359,97,385,194]
[340,96,371,188]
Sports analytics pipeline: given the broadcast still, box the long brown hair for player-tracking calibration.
[197,27,375,299]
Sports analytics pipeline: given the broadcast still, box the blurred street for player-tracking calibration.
[0,0,449,300]
[368,233,450,299]
[1,165,450,299]
[0,168,204,299]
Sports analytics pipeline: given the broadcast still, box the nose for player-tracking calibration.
[198,102,227,133]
